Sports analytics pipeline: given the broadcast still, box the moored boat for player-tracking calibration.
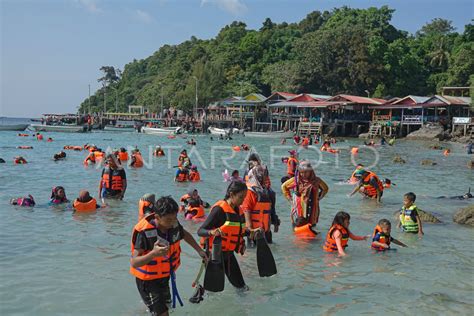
[141,126,182,135]
[0,124,29,131]
[244,130,294,138]
[29,124,87,133]
[103,120,137,132]
[208,126,230,136]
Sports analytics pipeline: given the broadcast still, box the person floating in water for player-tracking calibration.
[10,195,35,207]
[187,138,196,146]
[53,151,66,161]
[437,188,472,200]
[398,192,424,237]
[371,219,407,251]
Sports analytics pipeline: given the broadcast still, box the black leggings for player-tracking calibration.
[222,251,246,289]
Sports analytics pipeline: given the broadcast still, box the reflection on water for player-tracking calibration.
[0,130,473,315]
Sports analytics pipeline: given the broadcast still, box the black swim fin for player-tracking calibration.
[203,237,225,292]
[256,232,277,277]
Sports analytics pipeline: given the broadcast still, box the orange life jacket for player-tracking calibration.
[200,200,245,252]
[84,153,96,165]
[232,146,241,152]
[371,225,391,251]
[301,138,309,147]
[294,223,317,238]
[323,224,349,252]
[186,205,205,218]
[131,153,144,167]
[189,171,201,182]
[101,169,124,191]
[138,200,154,220]
[73,198,97,212]
[247,186,272,232]
[176,171,188,182]
[287,157,298,176]
[362,172,384,198]
[94,151,104,160]
[118,152,128,161]
[130,215,181,281]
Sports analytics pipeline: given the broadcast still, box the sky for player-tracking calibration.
[1,0,473,118]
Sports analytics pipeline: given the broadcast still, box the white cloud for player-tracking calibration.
[135,9,153,24]
[201,0,247,16]
[76,0,101,13]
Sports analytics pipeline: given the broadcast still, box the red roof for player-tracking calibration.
[276,92,298,97]
[289,93,318,102]
[327,94,384,105]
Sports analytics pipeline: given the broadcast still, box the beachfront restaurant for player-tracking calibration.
[369,95,472,136]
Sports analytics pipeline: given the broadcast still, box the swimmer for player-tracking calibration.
[53,151,67,161]
[10,195,35,207]
[50,186,69,204]
[436,188,473,200]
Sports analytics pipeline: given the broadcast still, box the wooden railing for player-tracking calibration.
[373,114,391,121]
[402,115,422,124]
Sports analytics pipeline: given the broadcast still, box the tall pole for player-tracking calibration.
[115,88,118,112]
[193,76,198,118]
[161,84,164,118]
[103,83,106,113]
[88,84,91,114]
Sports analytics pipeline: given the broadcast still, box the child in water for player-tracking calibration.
[50,186,69,205]
[10,195,35,207]
[397,192,424,237]
[323,211,369,256]
[371,219,407,251]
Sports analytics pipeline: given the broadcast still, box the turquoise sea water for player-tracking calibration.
[0,130,473,315]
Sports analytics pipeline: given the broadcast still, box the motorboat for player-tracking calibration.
[141,126,182,135]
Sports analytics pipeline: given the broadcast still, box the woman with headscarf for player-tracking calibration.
[281,160,329,233]
[241,165,279,245]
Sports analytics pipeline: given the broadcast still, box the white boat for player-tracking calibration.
[103,120,137,132]
[0,124,29,131]
[29,124,86,133]
[208,127,230,136]
[141,126,182,135]
[244,130,294,139]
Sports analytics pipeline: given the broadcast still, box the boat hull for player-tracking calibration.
[244,131,294,139]
[29,124,86,133]
[208,127,229,136]
[141,126,182,135]
[103,126,136,132]
[0,124,29,131]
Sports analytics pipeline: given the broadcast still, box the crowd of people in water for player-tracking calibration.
[5,131,474,316]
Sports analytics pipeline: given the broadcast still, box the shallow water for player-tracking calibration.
[0,130,473,315]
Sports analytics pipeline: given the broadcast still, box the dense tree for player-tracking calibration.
[78,7,473,114]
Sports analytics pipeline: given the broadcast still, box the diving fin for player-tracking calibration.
[256,232,277,277]
[203,236,225,292]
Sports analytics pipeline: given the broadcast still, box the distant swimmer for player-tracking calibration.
[10,195,35,207]
[153,146,165,157]
[50,186,69,205]
[53,151,66,161]
[14,156,28,164]
[130,149,144,168]
[189,165,201,182]
[187,138,197,146]
[437,188,473,200]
